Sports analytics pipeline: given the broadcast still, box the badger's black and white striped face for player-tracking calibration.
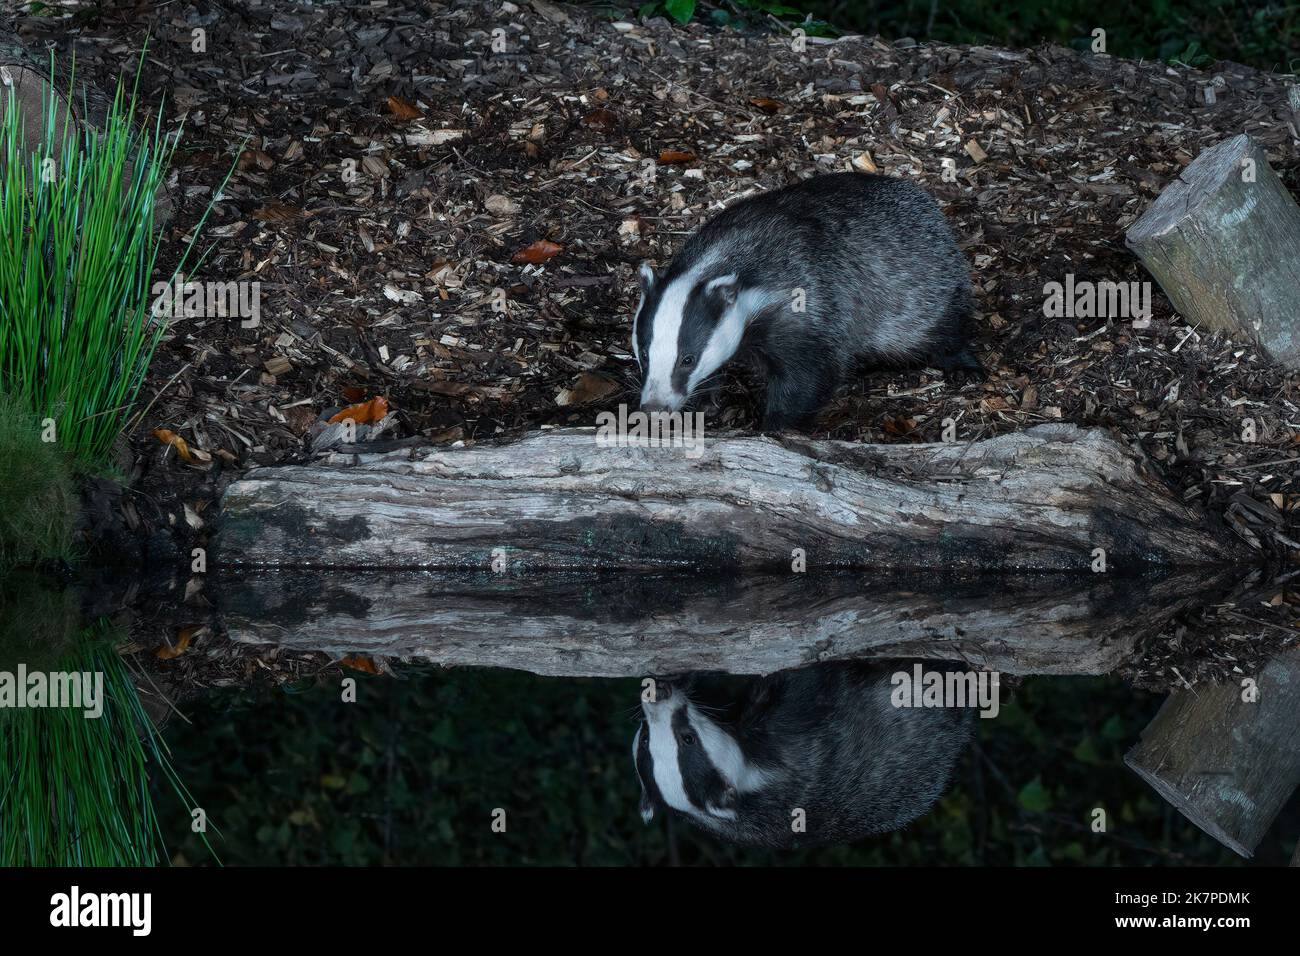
[632,262,749,413]
[633,681,770,825]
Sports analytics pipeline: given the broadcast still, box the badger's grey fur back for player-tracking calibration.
[633,172,977,431]
[633,661,975,850]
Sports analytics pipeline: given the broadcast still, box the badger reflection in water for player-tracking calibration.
[632,661,977,849]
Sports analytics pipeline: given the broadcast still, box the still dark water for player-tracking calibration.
[156,664,1298,866]
[3,566,1297,866]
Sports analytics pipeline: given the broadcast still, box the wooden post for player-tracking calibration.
[1125,649,1300,858]
[1126,134,1300,367]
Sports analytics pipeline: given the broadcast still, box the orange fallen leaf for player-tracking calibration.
[387,95,423,120]
[556,372,620,407]
[157,627,196,660]
[252,202,302,222]
[153,428,193,462]
[340,655,381,674]
[882,416,918,436]
[748,97,783,114]
[237,148,275,171]
[328,396,390,425]
[658,149,698,164]
[511,240,564,264]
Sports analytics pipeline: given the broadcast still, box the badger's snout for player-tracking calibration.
[641,677,681,713]
[638,389,685,415]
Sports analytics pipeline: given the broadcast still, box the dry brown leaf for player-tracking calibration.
[511,240,564,264]
[253,202,302,222]
[555,372,620,407]
[582,106,620,132]
[658,149,698,165]
[237,148,275,171]
[153,428,193,462]
[387,95,423,120]
[339,654,381,674]
[156,627,196,660]
[328,396,390,425]
[852,151,878,173]
[749,97,783,114]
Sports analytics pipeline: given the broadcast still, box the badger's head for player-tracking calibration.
[633,677,771,827]
[632,262,761,414]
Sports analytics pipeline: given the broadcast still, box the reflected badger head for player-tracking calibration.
[632,663,976,849]
[633,676,771,826]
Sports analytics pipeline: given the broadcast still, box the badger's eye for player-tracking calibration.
[680,731,697,746]
[680,355,696,368]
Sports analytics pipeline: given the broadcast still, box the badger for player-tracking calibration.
[633,661,974,849]
[632,172,979,431]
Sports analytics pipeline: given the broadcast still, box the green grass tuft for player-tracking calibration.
[0,619,218,866]
[0,54,232,465]
[0,58,176,463]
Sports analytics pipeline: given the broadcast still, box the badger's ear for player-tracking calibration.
[705,273,740,309]
[638,262,657,291]
[639,789,656,824]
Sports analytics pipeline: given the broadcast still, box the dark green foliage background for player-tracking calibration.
[161,668,1298,865]
[636,0,1300,72]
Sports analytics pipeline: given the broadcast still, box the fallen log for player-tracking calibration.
[217,424,1245,573]
[1126,133,1300,367]
[1124,648,1300,858]
[218,566,1238,678]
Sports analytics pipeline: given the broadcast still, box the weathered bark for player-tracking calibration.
[217,424,1245,574]
[1124,648,1300,858]
[1126,133,1300,367]
[218,566,1238,678]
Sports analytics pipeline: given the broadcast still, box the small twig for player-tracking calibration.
[125,360,192,438]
